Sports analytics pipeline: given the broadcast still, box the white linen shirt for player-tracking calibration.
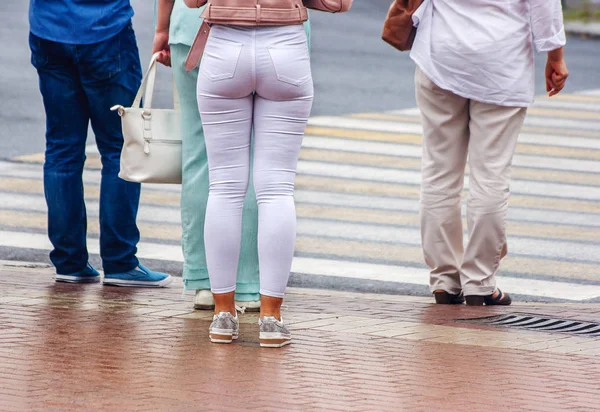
[410,0,566,107]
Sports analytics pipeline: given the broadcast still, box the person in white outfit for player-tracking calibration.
[184,0,351,347]
[410,0,569,306]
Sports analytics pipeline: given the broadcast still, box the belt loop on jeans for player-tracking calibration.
[256,5,261,24]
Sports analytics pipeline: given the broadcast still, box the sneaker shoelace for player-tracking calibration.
[259,316,284,327]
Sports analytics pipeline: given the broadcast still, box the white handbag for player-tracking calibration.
[111,52,182,184]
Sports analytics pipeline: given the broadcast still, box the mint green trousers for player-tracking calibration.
[171,44,260,301]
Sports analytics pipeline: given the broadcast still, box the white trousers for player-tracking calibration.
[197,25,314,298]
[415,67,527,296]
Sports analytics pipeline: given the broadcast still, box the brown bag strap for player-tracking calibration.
[185,21,212,72]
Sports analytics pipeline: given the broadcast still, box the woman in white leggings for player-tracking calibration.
[197,23,313,347]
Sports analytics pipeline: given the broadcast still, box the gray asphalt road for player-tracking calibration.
[1,0,600,159]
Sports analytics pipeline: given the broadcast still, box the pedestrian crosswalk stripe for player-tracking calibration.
[579,89,600,96]
[350,113,422,123]
[0,177,182,207]
[517,134,600,150]
[0,210,183,242]
[306,124,600,143]
[542,93,600,103]
[514,145,600,161]
[1,193,182,223]
[527,99,600,112]
[526,107,600,120]
[520,126,600,138]
[300,149,600,186]
[348,113,600,138]
[354,107,600,121]
[304,127,600,161]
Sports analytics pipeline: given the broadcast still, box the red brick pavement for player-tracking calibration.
[0,263,599,411]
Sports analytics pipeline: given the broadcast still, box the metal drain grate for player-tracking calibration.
[459,313,600,337]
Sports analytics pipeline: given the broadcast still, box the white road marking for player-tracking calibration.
[0,193,182,224]
[0,230,184,262]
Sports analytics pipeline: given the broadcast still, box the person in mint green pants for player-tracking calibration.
[152,0,310,310]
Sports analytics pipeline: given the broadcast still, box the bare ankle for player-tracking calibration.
[260,295,283,320]
[213,291,236,316]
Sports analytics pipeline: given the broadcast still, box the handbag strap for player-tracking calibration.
[132,52,180,112]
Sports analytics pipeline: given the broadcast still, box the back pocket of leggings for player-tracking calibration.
[268,46,311,87]
[200,36,243,81]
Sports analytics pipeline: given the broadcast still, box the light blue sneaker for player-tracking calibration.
[102,264,172,288]
[55,263,101,284]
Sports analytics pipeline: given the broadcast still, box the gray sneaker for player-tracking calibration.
[259,316,291,348]
[209,312,239,344]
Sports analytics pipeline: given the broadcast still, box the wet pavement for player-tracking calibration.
[0,261,599,411]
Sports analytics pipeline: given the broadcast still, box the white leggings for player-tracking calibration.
[197,24,314,298]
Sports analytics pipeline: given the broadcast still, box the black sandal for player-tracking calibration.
[434,290,465,305]
[465,289,512,306]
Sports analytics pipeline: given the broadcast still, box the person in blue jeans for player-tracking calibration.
[29,0,172,287]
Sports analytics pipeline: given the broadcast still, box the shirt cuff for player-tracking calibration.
[412,0,430,28]
[535,26,567,52]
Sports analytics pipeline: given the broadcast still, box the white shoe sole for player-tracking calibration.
[102,275,173,288]
[55,274,100,283]
[259,332,291,348]
[209,330,239,344]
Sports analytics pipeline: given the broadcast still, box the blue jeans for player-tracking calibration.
[29,22,143,275]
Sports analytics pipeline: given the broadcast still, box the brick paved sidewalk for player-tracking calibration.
[1,261,599,412]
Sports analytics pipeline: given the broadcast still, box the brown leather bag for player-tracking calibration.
[382,0,423,52]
